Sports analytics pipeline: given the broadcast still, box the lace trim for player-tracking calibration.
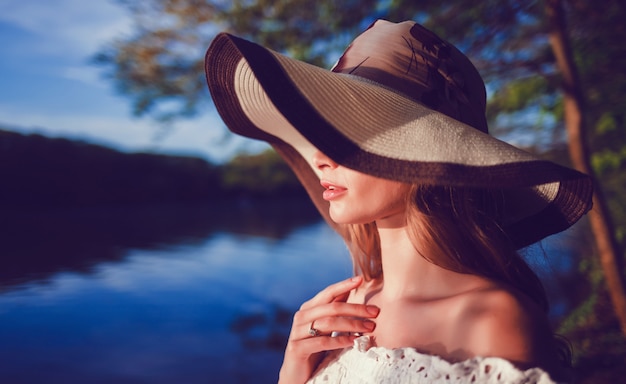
[307,336,558,384]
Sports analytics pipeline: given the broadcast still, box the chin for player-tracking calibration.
[329,213,371,226]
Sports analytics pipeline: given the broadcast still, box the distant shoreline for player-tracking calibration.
[0,129,308,208]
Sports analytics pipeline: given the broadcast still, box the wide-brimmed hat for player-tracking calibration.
[204,19,593,248]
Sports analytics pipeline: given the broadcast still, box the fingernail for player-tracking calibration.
[366,305,380,316]
[350,276,362,283]
[363,320,376,331]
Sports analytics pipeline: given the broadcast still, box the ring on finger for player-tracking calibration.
[308,320,320,337]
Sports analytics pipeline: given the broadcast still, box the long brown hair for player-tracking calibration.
[342,183,571,364]
[345,184,546,306]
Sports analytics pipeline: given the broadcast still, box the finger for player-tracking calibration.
[291,302,379,340]
[300,276,363,310]
[309,316,376,336]
[331,290,350,303]
[287,334,358,359]
[300,302,380,325]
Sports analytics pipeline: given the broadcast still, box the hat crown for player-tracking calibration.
[332,20,488,133]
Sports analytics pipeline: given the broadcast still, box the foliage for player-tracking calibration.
[220,148,305,197]
[97,1,626,380]
[95,0,379,120]
[97,0,626,233]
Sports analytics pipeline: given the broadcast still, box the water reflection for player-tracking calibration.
[0,201,588,383]
[0,199,321,289]
[0,201,352,383]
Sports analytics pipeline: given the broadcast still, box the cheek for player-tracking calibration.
[327,170,411,224]
[371,186,408,214]
[356,183,409,219]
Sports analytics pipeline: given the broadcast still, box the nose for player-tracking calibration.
[312,150,338,170]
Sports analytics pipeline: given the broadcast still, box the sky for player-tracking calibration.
[0,0,267,163]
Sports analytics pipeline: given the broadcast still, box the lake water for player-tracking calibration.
[0,201,588,383]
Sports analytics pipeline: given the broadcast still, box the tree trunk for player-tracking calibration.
[545,0,626,336]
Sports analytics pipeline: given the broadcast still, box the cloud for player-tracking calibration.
[0,0,267,162]
[0,0,132,59]
[61,66,109,88]
[0,0,133,92]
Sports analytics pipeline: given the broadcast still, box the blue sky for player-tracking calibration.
[0,0,267,163]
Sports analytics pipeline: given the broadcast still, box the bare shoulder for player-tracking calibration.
[453,284,556,368]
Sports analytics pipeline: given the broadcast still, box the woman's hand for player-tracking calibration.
[278,276,380,384]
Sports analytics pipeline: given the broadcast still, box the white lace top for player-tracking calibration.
[307,336,558,384]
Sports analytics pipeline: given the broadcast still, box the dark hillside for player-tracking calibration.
[0,129,307,208]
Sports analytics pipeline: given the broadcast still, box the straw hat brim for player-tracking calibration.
[205,32,593,248]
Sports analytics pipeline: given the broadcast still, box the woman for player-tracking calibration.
[205,20,593,383]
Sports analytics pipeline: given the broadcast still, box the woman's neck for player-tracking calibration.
[375,224,483,301]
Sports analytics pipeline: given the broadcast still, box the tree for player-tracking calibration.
[545,0,626,336]
[98,0,626,361]
[95,0,378,120]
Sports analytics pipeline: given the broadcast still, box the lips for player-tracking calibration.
[321,180,347,201]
